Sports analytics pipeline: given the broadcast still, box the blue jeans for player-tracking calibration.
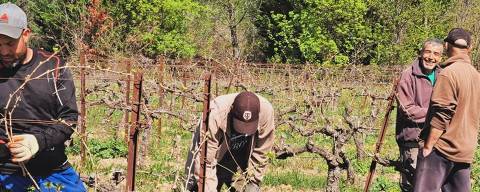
[0,167,86,192]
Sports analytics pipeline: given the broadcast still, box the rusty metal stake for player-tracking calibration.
[126,72,143,192]
[363,77,400,192]
[79,46,87,167]
[123,60,132,143]
[198,73,212,192]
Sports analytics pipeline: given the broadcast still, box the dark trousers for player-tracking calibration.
[414,149,471,192]
[216,147,250,191]
[185,125,251,192]
[398,146,418,192]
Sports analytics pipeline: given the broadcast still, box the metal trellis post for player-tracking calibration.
[126,72,143,192]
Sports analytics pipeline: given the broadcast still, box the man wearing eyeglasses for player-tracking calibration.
[185,91,275,192]
[0,2,85,191]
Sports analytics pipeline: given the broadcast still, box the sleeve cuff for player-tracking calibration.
[32,133,47,152]
[0,143,11,160]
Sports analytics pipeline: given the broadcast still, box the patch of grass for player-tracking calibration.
[371,175,400,192]
[263,171,326,189]
[67,137,127,159]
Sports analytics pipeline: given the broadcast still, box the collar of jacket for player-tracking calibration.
[440,53,471,68]
[412,58,441,77]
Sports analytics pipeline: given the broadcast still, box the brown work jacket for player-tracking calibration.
[426,53,480,163]
[194,93,275,191]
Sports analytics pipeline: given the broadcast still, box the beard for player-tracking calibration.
[1,51,27,69]
[1,58,22,69]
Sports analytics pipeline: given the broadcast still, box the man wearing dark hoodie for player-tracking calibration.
[395,39,444,192]
[414,28,480,192]
[0,2,85,191]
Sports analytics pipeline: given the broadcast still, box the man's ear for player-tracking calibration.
[21,28,31,42]
[444,42,451,52]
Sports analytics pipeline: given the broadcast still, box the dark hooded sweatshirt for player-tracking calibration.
[0,49,78,175]
[395,58,441,147]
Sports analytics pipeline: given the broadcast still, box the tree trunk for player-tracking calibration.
[326,166,342,192]
[354,133,366,160]
[230,25,240,60]
[226,1,241,60]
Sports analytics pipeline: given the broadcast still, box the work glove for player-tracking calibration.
[7,134,39,163]
[244,182,260,192]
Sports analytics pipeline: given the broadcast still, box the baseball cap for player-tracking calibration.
[444,28,471,49]
[0,2,27,39]
[231,92,260,135]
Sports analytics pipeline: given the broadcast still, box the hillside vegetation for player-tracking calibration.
[11,0,480,66]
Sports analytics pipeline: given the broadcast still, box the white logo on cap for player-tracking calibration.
[243,111,252,121]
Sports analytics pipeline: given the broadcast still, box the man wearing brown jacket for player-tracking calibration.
[185,91,275,192]
[395,39,443,192]
[414,28,480,192]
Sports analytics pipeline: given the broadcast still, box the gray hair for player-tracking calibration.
[422,38,444,51]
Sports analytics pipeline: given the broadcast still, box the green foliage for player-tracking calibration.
[43,182,65,192]
[67,138,127,159]
[105,0,205,58]
[257,0,458,65]
[26,186,35,192]
[472,149,480,192]
[88,138,127,159]
[371,175,399,191]
[257,0,383,64]
[4,0,88,54]
[3,0,478,64]
[372,175,399,191]
[367,0,453,65]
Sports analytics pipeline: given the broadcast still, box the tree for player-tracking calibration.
[256,0,458,65]
[257,0,382,65]
[367,0,453,65]
[196,0,262,60]
[104,0,204,58]
[451,0,480,68]
[16,0,88,54]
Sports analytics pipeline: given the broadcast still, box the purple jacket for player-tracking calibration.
[395,58,441,147]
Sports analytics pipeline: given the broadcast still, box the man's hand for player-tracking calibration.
[423,128,443,158]
[244,182,260,192]
[422,147,432,157]
[7,134,39,163]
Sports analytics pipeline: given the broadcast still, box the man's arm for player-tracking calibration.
[31,66,78,152]
[8,63,78,163]
[247,104,275,185]
[396,74,428,123]
[423,128,443,156]
[423,72,457,155]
